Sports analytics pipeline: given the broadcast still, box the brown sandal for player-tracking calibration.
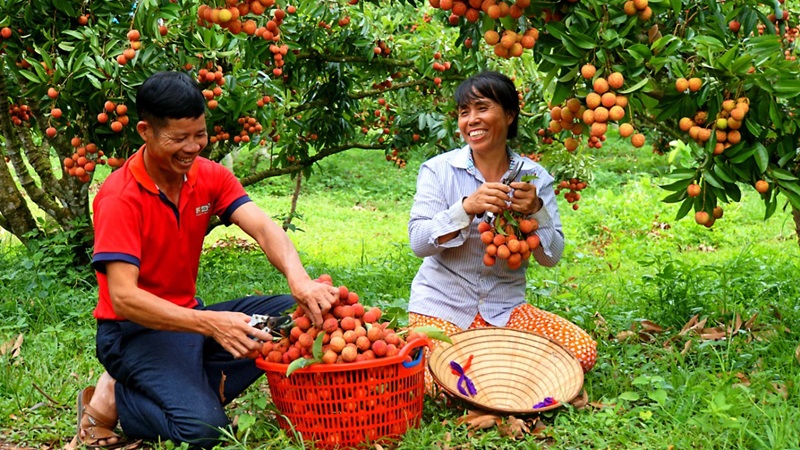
[76,386,129,449]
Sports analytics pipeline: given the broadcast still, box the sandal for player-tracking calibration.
[76,386,129,449]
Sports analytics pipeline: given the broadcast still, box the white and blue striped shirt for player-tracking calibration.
[408,145,565,329]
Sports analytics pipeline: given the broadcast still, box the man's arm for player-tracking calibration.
[229,202,338,326]
[106,261,270,359]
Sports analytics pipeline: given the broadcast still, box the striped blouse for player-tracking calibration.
[408,144,565,330]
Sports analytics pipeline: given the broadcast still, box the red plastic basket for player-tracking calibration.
[255,338,429,449]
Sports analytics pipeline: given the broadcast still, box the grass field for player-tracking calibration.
[1,137,800,449]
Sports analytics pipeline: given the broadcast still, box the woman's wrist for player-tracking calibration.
[530,197,544,215]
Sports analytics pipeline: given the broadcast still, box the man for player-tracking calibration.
[69,71,338,449]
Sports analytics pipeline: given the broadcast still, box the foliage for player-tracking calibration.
[2,142,800,449]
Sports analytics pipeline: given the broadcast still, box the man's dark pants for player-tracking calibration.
[95,295,295,448]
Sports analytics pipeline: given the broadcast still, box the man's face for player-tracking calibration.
[139,116,208,178]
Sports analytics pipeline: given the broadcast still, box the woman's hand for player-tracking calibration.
[508,181,543,216]
[462,182,512,217]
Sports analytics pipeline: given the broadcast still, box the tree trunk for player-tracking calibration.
[793,206,800,247]
[0,62,93,262]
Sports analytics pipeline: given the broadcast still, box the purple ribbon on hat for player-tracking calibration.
[450,360,477,397]
[533,397,557,409]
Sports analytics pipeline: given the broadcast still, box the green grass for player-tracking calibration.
[2,139,800,449]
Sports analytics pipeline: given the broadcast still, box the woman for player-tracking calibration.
[407,71,596,380]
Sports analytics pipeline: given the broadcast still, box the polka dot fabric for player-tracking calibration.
[409,305,596,390]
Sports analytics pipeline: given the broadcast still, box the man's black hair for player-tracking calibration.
[454,71,520,139]
[136,71,206,131]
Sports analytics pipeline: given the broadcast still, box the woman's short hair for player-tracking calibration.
[136,71,206,131]
[454,71,520,139]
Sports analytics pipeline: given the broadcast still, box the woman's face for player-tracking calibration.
[457,93,515,155]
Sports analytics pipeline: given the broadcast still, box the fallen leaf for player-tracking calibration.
[640,320,665,333]
[769,383,788,399]
[589,401,614,409]
[734,372,750,386]
[570,389,589,410]
[616,330,636,342]
[699,327,726,340]
[679,315,699,334]
[373,444,384,450]
[795,343,800,364]
[728,314,743,335]
[744,313,759,330]
[530,417,548,436]
[593,312,607,327]
[680,317,708,336]
[680,339,693,355]
[0,334,23,358]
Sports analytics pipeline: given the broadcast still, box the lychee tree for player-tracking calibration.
[427,0,800,235]
[1,0,800,267]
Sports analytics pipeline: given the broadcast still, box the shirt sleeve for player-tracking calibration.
[528,168,564,266]
[408,163,472,258]
[210,163,251,225]
[92,195,142,273]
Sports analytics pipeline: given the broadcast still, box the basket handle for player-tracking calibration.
[400,337,429,369]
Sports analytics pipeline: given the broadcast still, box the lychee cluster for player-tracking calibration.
[196,65,226,110]
[260,274,423,365]
[555,178,588,211]
[677,97,749,155]
[63,138,109,183]
[549,66,645,152]
[8,104,32,127]
[478,214,540,269]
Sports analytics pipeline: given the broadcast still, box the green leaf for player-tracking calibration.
[772,168,798,181]
[618,77,650,95]
[18,70,43,84]
[540,52,581,66]
[670,0,681,15]
[648,389,668,405]
[716,47,737,71]
[567,30,596,50]
[660,177,693,192]
[551,81,573,107]
[286,357,319,377]
[675,197,693,220]
[713,164,735,183]
[618,391,640,401]
[765,192,778,220]
[236,414,256,433]
[312,331,325,361]
[781,189,800,211]
[769,100,783,128]
[627,44,652,60]
[754,143,769,174]
[412,326,453,344]
[52,0,77,16]
[703,170,724,189]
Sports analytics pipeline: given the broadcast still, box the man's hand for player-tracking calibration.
[291,279,338,327]
[203,310,271,359]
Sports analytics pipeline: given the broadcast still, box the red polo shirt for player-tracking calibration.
[92,147,250,320]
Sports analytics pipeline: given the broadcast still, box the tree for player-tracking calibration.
[428,0,800,233]
[1,0,799,268]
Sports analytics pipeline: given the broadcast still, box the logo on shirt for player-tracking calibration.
[195,203,211,216]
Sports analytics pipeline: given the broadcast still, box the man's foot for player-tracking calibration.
[72,372,126,449]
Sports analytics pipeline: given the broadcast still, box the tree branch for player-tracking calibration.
[238,142,385,188]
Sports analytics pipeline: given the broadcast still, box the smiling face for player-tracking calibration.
[457,93,516,156]
[138,115,208,183]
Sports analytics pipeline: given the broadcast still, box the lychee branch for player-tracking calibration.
[237,142,386,188]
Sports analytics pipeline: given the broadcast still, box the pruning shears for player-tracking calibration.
[248,314,293,338]
[483,162,523,225]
